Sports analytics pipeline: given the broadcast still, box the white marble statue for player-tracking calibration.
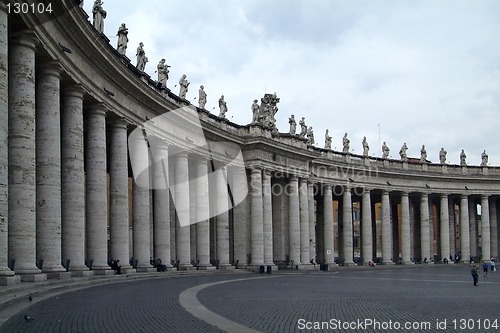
[116,23,128,55]
[92,0,106,34]
[251,99,260,123]
[420,145,427,163]
[460,149,467,166]
[198,85,207,109]
[481,150,489,167]
[288,115,296,135]
[136,42,147,72]
[218,95,227,118]
[439,147,447,164]
[299,117,307,138]
[157,59,170,88]
[324,129,332,149]
[362,136,369,157]
[179,74,190,99]
[306,126,314,145]
[342,133,350,154]
[382,142,390,158]
[399,143,408,161]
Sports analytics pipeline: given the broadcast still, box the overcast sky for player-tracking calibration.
[83,0,500,166]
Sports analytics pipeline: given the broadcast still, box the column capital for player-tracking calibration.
[62,83,85,99]
[289,175,299,182]
[109,117,129,130]
[262,169,272,177]
[250,167,262,175]
[10,30,39,50]
[86,102,107,117]
[481,194,490,200]
[440,193,449,199]
[36,61,62,77]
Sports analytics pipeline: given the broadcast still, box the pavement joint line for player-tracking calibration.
[179,275,280,333]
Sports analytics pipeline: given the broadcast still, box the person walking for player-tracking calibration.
[483,261,489,277]
[490,258,496,272]
[471,265,479,286]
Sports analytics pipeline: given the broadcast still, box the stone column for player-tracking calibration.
[342,187,354,265]
[323,184,335,265]
[85,104,111,274]
[231,166,249,265]
[361,190,373,264]
[469,199,478,259]
[61,86,89,276]
[35,63,67,277]
[381,191,393,264]
[195,157,212,269]
[439,194,450,263]
[481,195,491,262]
[263,170,274,265]
[109,119,133,272]
[299,178,310,265]
[250,168,264,266]
[490,199,498,260]
[400,192,412,264]
[8,32,45,280]
[132,182,153,272]
[215,166,231,268]
[419,193,431,262]
[460,195,470,263]
[288,176,301,265]
[308,183,316,262]
[174,151,193,270]
[449,200,456,259]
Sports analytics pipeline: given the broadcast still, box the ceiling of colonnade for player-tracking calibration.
[80,1,500,166]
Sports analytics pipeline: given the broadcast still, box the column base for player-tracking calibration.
[177,264,197,271]
[198,265,217,271]
[19,273,47,282]
[0,275,21,286]
[321,263,338,271]
[246,264,265,273]
[71,270,94,277]
[382,261,395,265]
[92,268,115,276]
[121,267,137,274]
[296,264,317,271]
[47,272,72,280]
[135,267,156,273]
[342,261,357,267]
[217,264,235,270]
[400,261,414,265]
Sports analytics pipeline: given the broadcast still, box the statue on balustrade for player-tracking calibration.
[198,85,207,109]
[460,149,467,166]
[324,129,332,149]
[439,147,447,164]
[157,59,170,88]
[481,150,489,167]
[136,42,148,72]
[382,142,390,158]
[342,133,350,154]
[306,127,314,145]
[362,136,369,157]
[399,143,408,161]
[92,0,106,34]
[251,99,260,123]
[179,74,190,99]
[288,115,296,135]
[420,145,427,163]
[218,95,227,118]
[299,117,307,138]
[257,93,280,132]
[116,23,128,55]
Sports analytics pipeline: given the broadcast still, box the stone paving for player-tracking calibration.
[1,266,499,332]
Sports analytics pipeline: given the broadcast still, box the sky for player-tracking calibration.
[83,0,500,165]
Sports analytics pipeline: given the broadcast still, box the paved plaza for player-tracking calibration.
[1,266,499,332]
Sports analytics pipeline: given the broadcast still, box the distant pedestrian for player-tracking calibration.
[471,265,479,286]
[483,261,489,277]
[490,259,496,272]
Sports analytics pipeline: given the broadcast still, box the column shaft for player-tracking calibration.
[460,195,470,263]
[231,166,249,264]
[174,152,192,269]
[400,192,411,264]
[195,157,210,267]
[299,178,310,264]
[288,176,300,264]
[250,168,264,265]
[215,166,230,266]
[481,195,491,261]
[381,191,393,264]
[323,184,334,264]
[361,190,373,264]
[263,170,274,265]
[439,194,450,263]
[420,193,430,262]
[308,183,316,262]
[342,188,354,264]
[490,200,498,260]
[469,200,477,258]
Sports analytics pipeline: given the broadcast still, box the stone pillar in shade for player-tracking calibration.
[439,194,450,263]
[400,192,412,264]
[262,170,274,266]
[460,195,470,263]
[195,157,213,269]
[469,199,477,259]
[174,151,193,270]
[288,176,301,265]
[381,191,393,264]
[61,85,90,277]
[85,104,111,274]
[420,193,431,263]
[215,165,232,269]
[342,188,354,265]
[299,178,310,265]
[323,184,335,265]
[448,200,456,259]
[481,195,491,262]
[35,63,67,278]
[109,118,133,272]
[0,2,19,285]
[308,182,316,262]
[250,168,264,266]
[8,31,45,281]
[361,189,373,264]
[490,200,498,260]
[150,138,172,269]
[232,166,249,265]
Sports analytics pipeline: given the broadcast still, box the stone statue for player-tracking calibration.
[218,95,227,118]
[481,150,488,167]
[362,136,369,157]
[116,23,128,55]
[157,59,170,88]
[92,0,106,34]
[399,143,408,161]
[179,74,190,99]
[288,115,296,135]
[460,149,467,166]
[198,85,207,109]
[251,99,260,123]
[439,147,447,164]
[420,145,427,163]
[79,0,84,8]
[382,142,390,158]
[342,133,350,154]
[299,117,307,138]
[306,126,314,145]
[257,93,280,132]
[324,129,332,149]
[136,42,147,72]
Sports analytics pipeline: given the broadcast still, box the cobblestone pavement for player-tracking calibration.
[1,266,499,332]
